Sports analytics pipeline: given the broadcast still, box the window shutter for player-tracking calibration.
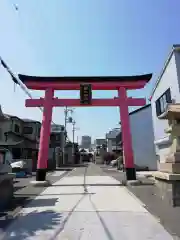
[156,100,161,116]
[166,88,172,103]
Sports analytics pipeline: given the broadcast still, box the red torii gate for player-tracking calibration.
[18,74,152,181]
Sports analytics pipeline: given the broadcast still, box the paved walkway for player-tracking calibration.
[1,167,174,240]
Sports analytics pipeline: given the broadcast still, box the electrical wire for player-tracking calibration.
[0,56,56,124]
[3,2,72,141]
[0,56,71,142]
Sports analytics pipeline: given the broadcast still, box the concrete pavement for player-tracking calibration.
[1,164,175,239]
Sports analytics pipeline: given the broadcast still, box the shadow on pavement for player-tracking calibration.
[0,196,29,214]
[2,210,62,240]
[26,198,59,208]
[13,186,26,192]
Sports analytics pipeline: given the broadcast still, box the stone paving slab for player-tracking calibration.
[56,212,173,240]
[54,175,121,185]
[50,171,66,177]
[0,167,174,240]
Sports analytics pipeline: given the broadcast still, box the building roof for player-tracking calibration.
[129,104,151,116]
[118,104,151,126]
[150,44,180,98]
[18,74,152,84]
[0,110,40,124]
[22,118,41,124]
[4,114,23,121]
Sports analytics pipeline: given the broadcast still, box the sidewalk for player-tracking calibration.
[1,169,174,239]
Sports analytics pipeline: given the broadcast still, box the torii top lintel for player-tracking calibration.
[18,73,152,90]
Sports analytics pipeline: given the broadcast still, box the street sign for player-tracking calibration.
[51,124,64,132]
[80,84,92,105]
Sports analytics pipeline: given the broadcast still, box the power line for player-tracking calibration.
[0,56,56,124]
[0,57,72,143]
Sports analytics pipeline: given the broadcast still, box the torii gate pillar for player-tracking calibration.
[36,88,54,181]
[118,87,135,180]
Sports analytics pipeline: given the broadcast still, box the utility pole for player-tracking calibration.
[72,120,76,160]
[63,107,73,165]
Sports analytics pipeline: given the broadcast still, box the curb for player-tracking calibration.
[124,186,146,208]
[125,187,165,231]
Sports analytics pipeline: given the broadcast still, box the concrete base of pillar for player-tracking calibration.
[126,179,142,186]
[30,180,51,187]
[36,168,47,181]
[125,168,136,180]
[153,171,180,207]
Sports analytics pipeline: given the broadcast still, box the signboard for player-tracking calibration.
[68,117,73,123]
[80,84,92,105]
[51,124,64,133]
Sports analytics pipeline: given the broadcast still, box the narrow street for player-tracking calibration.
[0,163,174,240]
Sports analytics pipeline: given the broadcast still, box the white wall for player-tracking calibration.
[175,51,180,91]
[151,53,180,145]
[130,105,157,170]
[107,139,113,152]
[81,136,91,148]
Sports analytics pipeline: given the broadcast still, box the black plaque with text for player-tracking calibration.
[80,84,92,105]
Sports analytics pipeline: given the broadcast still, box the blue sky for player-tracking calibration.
[0,0,180,142]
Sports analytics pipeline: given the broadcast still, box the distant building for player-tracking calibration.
[50,124,65,149]
[95,138,107,147]
[106,128,120,152]
[0,105,41,160]
[49,124,66,168]
[81,135,91,149]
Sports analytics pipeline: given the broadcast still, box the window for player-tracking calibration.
[156,88,172,117]
[37,127,41,137]
[23,126,33,134]
[56,134,61,141]
[14,124,20,133]
[0,152,5,164]
[0,128,2,140]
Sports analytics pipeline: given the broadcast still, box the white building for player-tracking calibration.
[81,135,91,149]
[151,45,180,165]
[106,128,120,152]
[130,105,157,170]
[116,104,157,170]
